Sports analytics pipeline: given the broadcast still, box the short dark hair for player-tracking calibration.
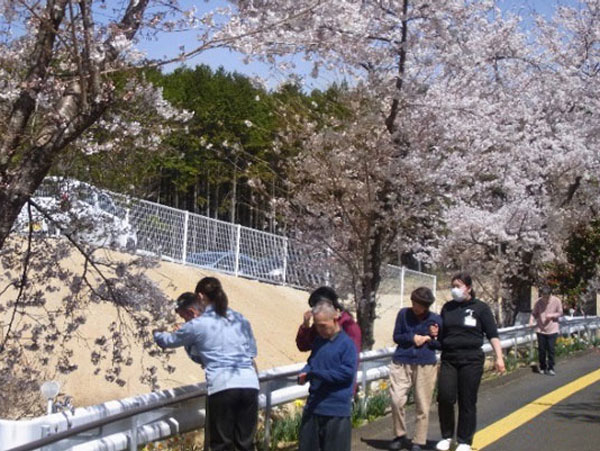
[411,287,435,306]
[540,285,552,295]
[175,292,201,312]
[452,272,476,298]
[308,286,342,310]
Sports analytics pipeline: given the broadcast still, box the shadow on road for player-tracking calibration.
[552,400,600,423]
[359,437,439,450]
[358,438,390,449]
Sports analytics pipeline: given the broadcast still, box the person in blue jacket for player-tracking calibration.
[297,301,358,451]
[388,287,442,451]
[154,278,259,451]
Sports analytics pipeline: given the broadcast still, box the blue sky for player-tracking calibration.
[139,0,575,90]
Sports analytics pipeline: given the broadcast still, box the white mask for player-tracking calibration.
[451,287,465,301]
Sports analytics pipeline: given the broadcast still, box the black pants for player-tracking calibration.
[298,412,352,451]
[437,354,484,446]
[537,333,558,371]
[207,388,258,451]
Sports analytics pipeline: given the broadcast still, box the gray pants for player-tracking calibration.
[298,412,351,451]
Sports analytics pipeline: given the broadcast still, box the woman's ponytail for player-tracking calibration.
[195,277,228,317]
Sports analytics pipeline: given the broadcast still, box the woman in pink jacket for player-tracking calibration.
[529,285,563,375]
[296,286,362,354]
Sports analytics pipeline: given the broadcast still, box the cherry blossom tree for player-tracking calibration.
[439,0,600,322]
[253,0,599,334]
[253,0,541,346]
[0,0,319,414]
[276,88,446,348]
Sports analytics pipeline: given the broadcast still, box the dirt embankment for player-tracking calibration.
[2,245,432,408]
[66,260,413,406]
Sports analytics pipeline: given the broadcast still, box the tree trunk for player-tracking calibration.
[193,180,199,213]
[502,277,531,325]
[502,251,535,326]
[270,178,276,233]
[157,168,163,204]
[230,155,237,224]
[214,168,220,219]
[582,289,597,316]
[355,223,385,350]
[249,190,254,230]
[356,275,378,351]
[0,184,37,249]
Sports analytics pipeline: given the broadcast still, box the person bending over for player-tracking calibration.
[154,278,259,451]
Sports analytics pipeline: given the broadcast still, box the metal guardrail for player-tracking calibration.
[3,388,208,451]
[2,316,599,451]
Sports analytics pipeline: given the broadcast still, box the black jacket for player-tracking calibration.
[438,298,499,359]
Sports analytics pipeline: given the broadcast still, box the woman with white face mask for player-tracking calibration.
[432,274,505,451]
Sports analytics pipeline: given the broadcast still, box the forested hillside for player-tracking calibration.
[62,65,347,234]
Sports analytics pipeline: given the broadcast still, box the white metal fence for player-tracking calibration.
[120,194,332,288]
[121,194,437,294]
[3,316,599,451]
[381,264,438,307]
[120,193,439,296]
[21,178,437,294]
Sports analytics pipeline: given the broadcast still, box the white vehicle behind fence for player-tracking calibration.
[15,177,137,251]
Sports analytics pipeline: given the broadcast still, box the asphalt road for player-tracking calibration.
[352,349,600,451]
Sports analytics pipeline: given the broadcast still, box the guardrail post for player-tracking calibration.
[263,383,273,451]
[360,361,368,413]
[129,415,138,451]
[41,424,51,450]
[584,323,590,342]
[529,328,535,361]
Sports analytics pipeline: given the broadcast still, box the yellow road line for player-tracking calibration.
[473,368,600,450]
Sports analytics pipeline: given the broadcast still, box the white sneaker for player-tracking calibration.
[436,439,452,451]
[455,444,472,451]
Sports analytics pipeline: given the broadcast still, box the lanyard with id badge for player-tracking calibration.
[464,309,477,327]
